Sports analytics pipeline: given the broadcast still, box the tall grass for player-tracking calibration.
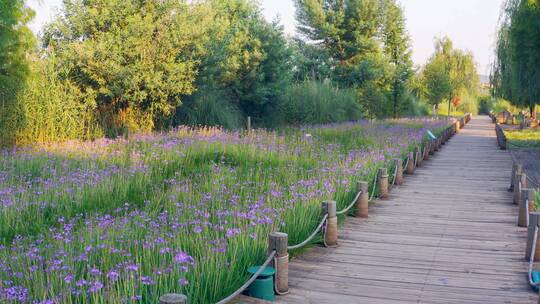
[277,81,362,125]
[0,55,101,146]
[0,120,448,303]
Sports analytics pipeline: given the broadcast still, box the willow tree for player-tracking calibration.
[421,37,478,117]
[492,0,540,119]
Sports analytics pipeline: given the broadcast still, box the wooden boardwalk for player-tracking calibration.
[277,116,537,304]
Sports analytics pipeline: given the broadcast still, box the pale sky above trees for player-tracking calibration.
[27,0,503,75]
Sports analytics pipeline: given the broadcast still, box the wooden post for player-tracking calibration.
[455,120,461,133]
[429,140,435,155]
[322,201,338,247]
[159,294,187,304]
[424,142,430,161]
[416,146,423,167]
[515,173,528,205]
[526,212,540,261]
[395,158,404,185]
[513,167,523,204]
[530,189,537,213]
[378,168,389,199]
[268,232,288,293]
[509,162,517,192]
[405,152,415,175]
[519,188,531,227]
[247,116,252,133]
[356,181,369,218]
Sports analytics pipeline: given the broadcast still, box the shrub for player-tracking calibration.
[1,55,101,146]
[277,81,362,125]
[175,87,243,129]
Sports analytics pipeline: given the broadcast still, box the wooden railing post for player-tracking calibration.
[322,201,338,247]
[395,158,404,185]
[268,232,288,293]
[416,146,423,167]
[247,116,252,133]
[509,162,518,192]
[356,181,369,218]
[519,188,531,227]
[378,168,389,199]
[406,152,415,175]
[513,167,524,204]
[424,142,430,161]
[159,294,187,304]
[515,172,528,205]
[526,212,540,261]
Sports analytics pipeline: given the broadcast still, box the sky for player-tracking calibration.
[27,0,504,75]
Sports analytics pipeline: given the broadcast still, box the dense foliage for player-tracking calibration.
[417,37,479,116]
[492,0,540,118]
[0,0,480,146]
[0,0,35,145]
[294,0,414,118]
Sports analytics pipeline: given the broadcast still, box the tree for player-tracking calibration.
[493,0,540,119]
[420,37,478,116]
[43,0,213,136]
[176,0,293,127]
[294,0,412,118]
[380,0,413,118]
[0,0,35,146]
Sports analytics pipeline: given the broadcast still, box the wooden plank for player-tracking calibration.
[276,116,536,304]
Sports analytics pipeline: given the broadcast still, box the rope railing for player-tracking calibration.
[369,173,378,201]
[287,213,329,250]
[336,191,362,215]
[389,164,398,190]
[527,175,540,189]
[215,250,277,304]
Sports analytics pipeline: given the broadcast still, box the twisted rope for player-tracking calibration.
[336,191,362,215]
[403,155,410,171]
[527,175,540,189]
[287,213,329,250]
[389,164,398,189]
[216,250,277,304]
[369,173,378,201]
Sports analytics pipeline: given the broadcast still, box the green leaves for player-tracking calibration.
[420,37,479,116]
[43,0,214,135]
[493,0,540,117]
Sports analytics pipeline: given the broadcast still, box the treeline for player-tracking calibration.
[1,0,480,146]
[492,0,540,118]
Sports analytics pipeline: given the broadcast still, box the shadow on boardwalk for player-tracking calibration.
[277,116,536,304]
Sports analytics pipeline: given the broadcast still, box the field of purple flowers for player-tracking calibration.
[0,119,448,303]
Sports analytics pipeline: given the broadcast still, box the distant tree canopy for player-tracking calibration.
[492,0,540,118]
[294,0,413,118]
[419,37,479,116]
[0,0,483,146]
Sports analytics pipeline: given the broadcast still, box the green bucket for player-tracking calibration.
[246,266,276,301]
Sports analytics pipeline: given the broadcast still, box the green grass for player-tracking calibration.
[0,120,449,303]
[505,128,540,149]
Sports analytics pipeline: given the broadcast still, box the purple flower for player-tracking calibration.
[107,270,120,281]
[173,251,194,264]
[64,274,74,283]
[88,281,103,293]
[178,278,189,286]
[141,276,155,285]
[226,228,241,238]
